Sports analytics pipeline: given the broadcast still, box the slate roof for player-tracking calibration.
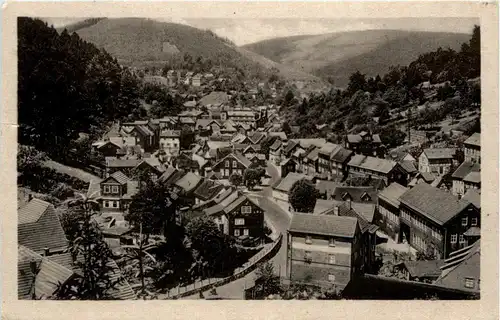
[269,139,282,151]
[463,226,481,237]
[135,125,154,137]
[378,182,408,208]
[106,158,141,168]
[318,143,340,156]
[273,172,313,193]
[158,166,177,183]
[464,133,480,147]
[283,140,299,155]
[423,148,456,160]
[320,202,373,233]
[462,189,481,209]
[268,132,287,141]
[289,213,358,238]
[398,260,445,278]
[348,154,396,174]
[435,241,480,292]
[194,179,225,201]
[18,245,75,299]
[399,160,418,174]
[110,171,130,185]
[464,172,481,184]
[174,172,202,193]
[204,190,240,216]
[331,186,378,203]
[306,148,319,161]
[330,147,353,163]
[451,161,481,179]
[399,183,471,225]
[18,199,68,253]
[314,199,376,224]
[249,132,266,144]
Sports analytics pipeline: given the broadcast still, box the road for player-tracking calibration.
[183,161,291,299]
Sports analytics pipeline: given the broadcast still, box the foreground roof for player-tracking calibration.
[464,132,480,147]
[378,182,408,208]
[348,154,396,174]
[273,172,313,193]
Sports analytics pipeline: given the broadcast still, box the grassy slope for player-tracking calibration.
[73,18,320,82]
[242,30,470,87]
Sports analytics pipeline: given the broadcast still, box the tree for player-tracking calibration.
[282,122,292,135]
[346,71,366,96]
[244,168,264,190]
[184,215,237,278]
[180,127,196,150]
[57,192,117,299]
[229,173,243,187]
[126,180,179,239]
[254,262,282,298]
[289,179,318,213]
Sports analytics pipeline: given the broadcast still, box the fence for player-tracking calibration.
[160,233,283,299]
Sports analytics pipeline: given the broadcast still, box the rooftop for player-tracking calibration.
[464,132,480,147]
[289,213,358,238]
[451,161,481,179]
[378,182,408,208]
[348,154,396,174]
[423,148,456,160]
[273,172,313,193]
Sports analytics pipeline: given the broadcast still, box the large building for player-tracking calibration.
[418,148,456,176]
[286,213,363,290]
[463,133,480,163]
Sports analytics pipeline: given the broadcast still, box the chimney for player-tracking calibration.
[28,194,33,202]
[333,206,339,216]
[30,260,37,275]
[43,247,49,257]
[347,198,352,210]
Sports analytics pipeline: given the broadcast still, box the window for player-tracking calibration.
[243,229,249,236]
[305,236,312,244]
[104,200,110,208]
[232,160,237,168]
[329,238,336,247]
[241,206,252,214]
[112,186,119,194]
[462,217,468,226]
[471,218,478,226]
[451,234,457,243]
[464,277,475,289]
[328,254,336,264]
[112,201,118,208]
[225,160,230,168]
[104,185,111,193]
[459,235,466,244]
[328,274,336,282]
[234,229,240,236]
[235,218,245,226]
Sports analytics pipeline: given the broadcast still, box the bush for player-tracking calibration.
[50,183,75,200]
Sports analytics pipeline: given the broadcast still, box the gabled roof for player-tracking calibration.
[134,125,154,137]
[464,133,480,147]
[318,143,340,156]
[18,245,75,299]
[243,144,262,153]
[273,172,314,193]
[289,213,358,238]
[462,189,481,209]
[378,182,408,208]
[464,171,481,184]
[330,147,353,163]
[193,179,225,201]
[348,154,397,174]
[269,139,282,151]
[110,171,130,185]
[174,172,202,193]
[249,132,266,144]
[305,147,319,161]
[18,199,68,253]
[213,152,251,169]
[231,133,247,144]
[331,186,378,203]
[399,182,472,225]
[283,140,299,154]
[106,158,142,168]
[399,160,418,174]
[320,202,373,233]
[398,260,445,278]
[158,166,177,183]
[223,195,261,215]
[422,148,456,160]
[451,161,481,179]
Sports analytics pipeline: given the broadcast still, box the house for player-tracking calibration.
[320,202,379,273]
[315,180,340,200]
[192,73,203,87]
[398,183,480,258]
[272,172,314,212]
[345,131,382,157]
[377,182,408,241]
[159,130,181,156]
[193,179,225,205]
[166,70,178,86]
[204,191,265,246]
[269,139,283,165]
[434,240,480,293]
[173,171,203,196]
[18,245,76,299]
[282,140,300,159]
[90,171,139,212]
[18,198,68,255]
[318,143,341,176]
[331,186,377,204]
[463,133,480,163]
[212,152,251,179]
[462,189,480,211]
[302,147,319,176]
[286,213,363,290]
[133,157,165,181]
[92,140,123,157]
[418,148,456,176]
[347,154,406,186]
[127,124,157,153]
[394,260,445,283]
[226,109,258,127]
[451,161,481,197]
[105,158,142,176]
[280,158,297,179]
[314,199,377,225]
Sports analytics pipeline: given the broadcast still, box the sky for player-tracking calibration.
[43,17,478,46]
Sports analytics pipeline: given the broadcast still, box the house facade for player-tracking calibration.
[377,182,408,241]
[347,154,406,186]
[212,153,251,179]
[418,148,456,176]
[94,171,138,212]
[463,133,480,163]
[286,213,362,290]
[160,130,181,156]
[345,131,382,157]
[398,183,480,259]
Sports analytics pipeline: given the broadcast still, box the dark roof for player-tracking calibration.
[451,161,481,179]
[399,160,417,173]
[223,195,260,215]
[174,172,202,193]
[331,186,378,203]
[213,152,251,169]
[269,139,282,151]
[164,169,186,185]
[249,132,265,144]
[399,260,445,278]
[18,245,75,299]
[462,189,481,209]
[289,213,358,238]
[330,147,353,163]
[399,183,471,225]
[110,171,130,185]
[378,182,408,208]
[158,166,177,183]
[193,179,225,201]
[321,202,372,233]
[283,140,299,154]
[18,199,68,253]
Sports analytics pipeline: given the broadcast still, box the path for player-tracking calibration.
[43,159,101,183]
[182,161,291,299]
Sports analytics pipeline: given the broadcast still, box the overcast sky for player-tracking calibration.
[44,17,478,46]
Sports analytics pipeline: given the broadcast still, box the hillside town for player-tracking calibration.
[17,17,481,300]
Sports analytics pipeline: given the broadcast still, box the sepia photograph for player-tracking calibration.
[15,14,485,301]
[2,3,497,314]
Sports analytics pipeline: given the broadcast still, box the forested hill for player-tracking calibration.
[18,17,145,155]
[242,30,470,87]
[71,18,318,82]
[280,26,480,146]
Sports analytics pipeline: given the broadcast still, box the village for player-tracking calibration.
[16,17,482,301]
